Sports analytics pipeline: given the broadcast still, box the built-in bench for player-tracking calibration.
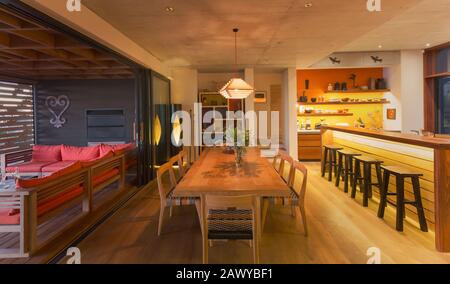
[0,144,137,258]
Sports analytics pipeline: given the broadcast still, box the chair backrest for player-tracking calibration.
[204,194,257,212]
[278,150,294,182]
[289,160,308,203]
[156,159,177,202]
[272,152,280,169]
[178,149,190,177]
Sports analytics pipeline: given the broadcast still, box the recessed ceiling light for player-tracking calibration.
[165,7,174,12]
[378,45,383,49]
[426,43,431,47]
[304,3,313,8]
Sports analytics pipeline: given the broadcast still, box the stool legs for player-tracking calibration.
[321,148,328,177]
[396,175,405,231]
[412,177,428,232]
[363,163,371,207]
[328,149,334,182]
[343,156,351,193]
[377,171,390,218]
[335,153,343,188]
[351,160,361,199]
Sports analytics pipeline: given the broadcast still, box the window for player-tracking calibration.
[0,81,34,154]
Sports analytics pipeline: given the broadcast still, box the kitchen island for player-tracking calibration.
[321,126,450,252]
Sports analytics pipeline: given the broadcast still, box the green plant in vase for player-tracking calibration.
[226,128,250,167]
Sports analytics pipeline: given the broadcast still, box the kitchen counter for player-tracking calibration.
[322,126,450,149]
[321,126,450,252]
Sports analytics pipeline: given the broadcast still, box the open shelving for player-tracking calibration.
[299,100,390,106]
[298,113,354,117]
[324,89,390,93]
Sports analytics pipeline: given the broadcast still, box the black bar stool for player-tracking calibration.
[321,145,343,182]
[335,150,361,193]
[351,156,383,207]
[377,165,428,232]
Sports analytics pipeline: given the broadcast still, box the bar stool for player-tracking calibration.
[335,150,361,193]
[321,145,343,182]
[377,166,428,232]
[351,156,383,207]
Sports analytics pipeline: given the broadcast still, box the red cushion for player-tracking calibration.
[16,162,82,189]
[31,145,62,162]
[0,209,20,225]
[41,161,77,173]
[100,143,135,156]
[61,145,100,161]
[93,168,120,188]
[37,186,84,217]
[6,161,54,173]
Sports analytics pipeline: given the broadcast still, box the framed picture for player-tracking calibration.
[387,108,396,120]
[254,91,267,103]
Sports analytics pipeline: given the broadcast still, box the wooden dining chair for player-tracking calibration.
[263,160,308,236]
[156,158,197,236]
[201,194,259,264]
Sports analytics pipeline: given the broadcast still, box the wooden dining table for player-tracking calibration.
[173,147,290,242]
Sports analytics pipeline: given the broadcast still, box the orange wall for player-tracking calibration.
[297,68,384,98]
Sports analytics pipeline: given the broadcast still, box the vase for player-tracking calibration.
[235,147,244,167]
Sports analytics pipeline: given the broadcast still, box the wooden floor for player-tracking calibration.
[54,162,450,264]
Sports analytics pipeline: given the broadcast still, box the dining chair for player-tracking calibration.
[263,160,308,236]
[156,158,197,236]
[177,149,191,178]
[277,150,294,183]
[201,194,259,264]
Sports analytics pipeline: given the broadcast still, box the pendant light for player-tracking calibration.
[219,28,254,99]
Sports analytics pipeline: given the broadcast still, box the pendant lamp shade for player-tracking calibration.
[219,78,254,99]
[220,28,254,99]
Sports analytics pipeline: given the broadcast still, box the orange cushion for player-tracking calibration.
[100,143,135,156]
[0,209,20,225]
[93,168,120,188]
[31,145,62,162]
[16,162,82,189]
[81,151,114,168]
[6,161,54,173]
[37,186,84,217]
[41,161,77,173]
[61,145,99,161]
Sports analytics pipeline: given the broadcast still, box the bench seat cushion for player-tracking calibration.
[6,161,55,174]
[41,161,77,173]
[61,145,100,161]
[0,209,20,225]
[31,145,62,162]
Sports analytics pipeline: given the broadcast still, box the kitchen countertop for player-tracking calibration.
[322,126,450,149]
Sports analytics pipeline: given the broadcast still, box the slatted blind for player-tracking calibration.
[0,81,34,155]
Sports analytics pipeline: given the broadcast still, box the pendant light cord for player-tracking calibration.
[233,28,239,78]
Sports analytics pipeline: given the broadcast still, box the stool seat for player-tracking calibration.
[324,145,343,150]
[337,150,361,156]
[354,156,383,164]
[381,166,423,177]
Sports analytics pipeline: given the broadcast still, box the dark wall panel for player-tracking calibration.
[35,79,135,146]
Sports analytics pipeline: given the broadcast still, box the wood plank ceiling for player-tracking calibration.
[0,7,134,80]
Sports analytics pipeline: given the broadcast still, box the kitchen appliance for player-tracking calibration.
[334,82,341,90]
[341,82,348,91]
[369,78,376,90]
[376,78,387,90]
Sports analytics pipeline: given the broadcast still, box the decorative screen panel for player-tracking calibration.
[0,81,34,155]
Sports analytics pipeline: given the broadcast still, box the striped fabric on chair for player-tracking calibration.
[208,209,253,240]
[267,188,299,206]
[166,190,197,206]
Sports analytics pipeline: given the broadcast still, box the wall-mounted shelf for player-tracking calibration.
[298,113,354,117]
[325,89,390,93]
[299,100,390,106]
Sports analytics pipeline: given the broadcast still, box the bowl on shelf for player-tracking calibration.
[341,98,350,102]
[311,98,317,103]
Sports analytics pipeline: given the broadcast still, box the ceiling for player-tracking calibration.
[0,6,134,80]
[82,0,448,70]
[340,0,450,52]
